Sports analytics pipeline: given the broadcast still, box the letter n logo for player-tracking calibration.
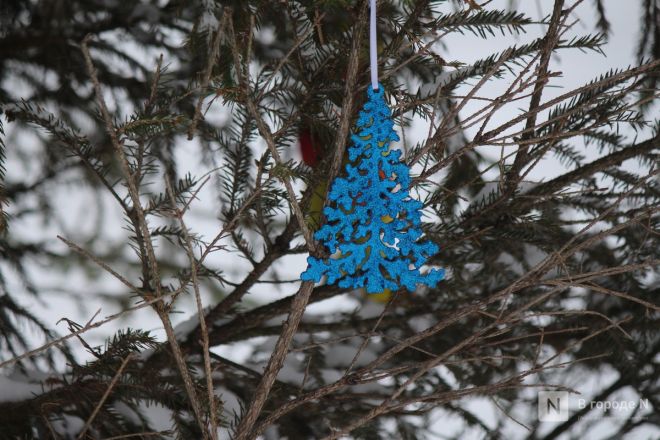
[538,391,569,422]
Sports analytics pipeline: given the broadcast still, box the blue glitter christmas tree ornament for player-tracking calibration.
[300,85,444,293]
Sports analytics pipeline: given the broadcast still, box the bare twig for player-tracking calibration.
[165,177,219,440]
[224,10,327,438]
[58,235,137,291]
[77,354,134,440]
[189,14,226,140]
[81,35,209,439]
[505,0,567,190]
[226,11,315,252]
[0,281,183,370]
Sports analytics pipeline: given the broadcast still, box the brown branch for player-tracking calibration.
[81,35,209,438]
[206,284,340,346]
[417,60,659,182]
[190,218,299,348]
[478,60,659,144]
[505,0,566,190]
[57,235,137,292]
[410,46,520,166]
[546,280,660,311]
[188,14,226,140]
[226,11,314,252]
[320,283,584,438]
[452,135,659,233]
[233,281,316,440]
[0,287,182,370]
[77,354,134,440]
[252,182,658,435]
[327,0,370,187]
[165,178,218,440]
[224,9,334,438]
[525,134,660,200]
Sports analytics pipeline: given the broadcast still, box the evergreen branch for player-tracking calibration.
[165,177,219,440]
[226,11,321,438]
[255,11,325,103]
[505,0,567,190]
[80,35,209,439]
[3,101,130,210]
[525,135,659,201]
[430,9,532,38]
[0,290,73,368]
[77,353,134,440]
[0,289,179,370]
[188,12,226,140]
[226,11,313,252]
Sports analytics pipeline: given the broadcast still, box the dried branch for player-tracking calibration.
[165,177,218,440]
[77,354,134,440]
[81,35,209,438]
[505,0,567,190]
[188,14,227,140]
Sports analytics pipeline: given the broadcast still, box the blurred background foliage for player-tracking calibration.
[0,0,658,439]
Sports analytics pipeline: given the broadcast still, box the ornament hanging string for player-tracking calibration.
[369,0,378,90]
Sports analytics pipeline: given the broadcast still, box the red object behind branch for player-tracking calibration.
[299,129,321,167]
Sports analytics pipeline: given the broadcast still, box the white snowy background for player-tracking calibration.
[2,1,657,439]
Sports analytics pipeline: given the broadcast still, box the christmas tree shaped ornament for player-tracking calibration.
[300,0,444,293]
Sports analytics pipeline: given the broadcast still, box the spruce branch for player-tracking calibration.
[77,353,134,440]
[80,35,210,439]
[225,10,320,439]
[0,289,178,369]
[188,12,227,140]
[505,0,567,190]
[164,177,219,440]
[2,2,658,438]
